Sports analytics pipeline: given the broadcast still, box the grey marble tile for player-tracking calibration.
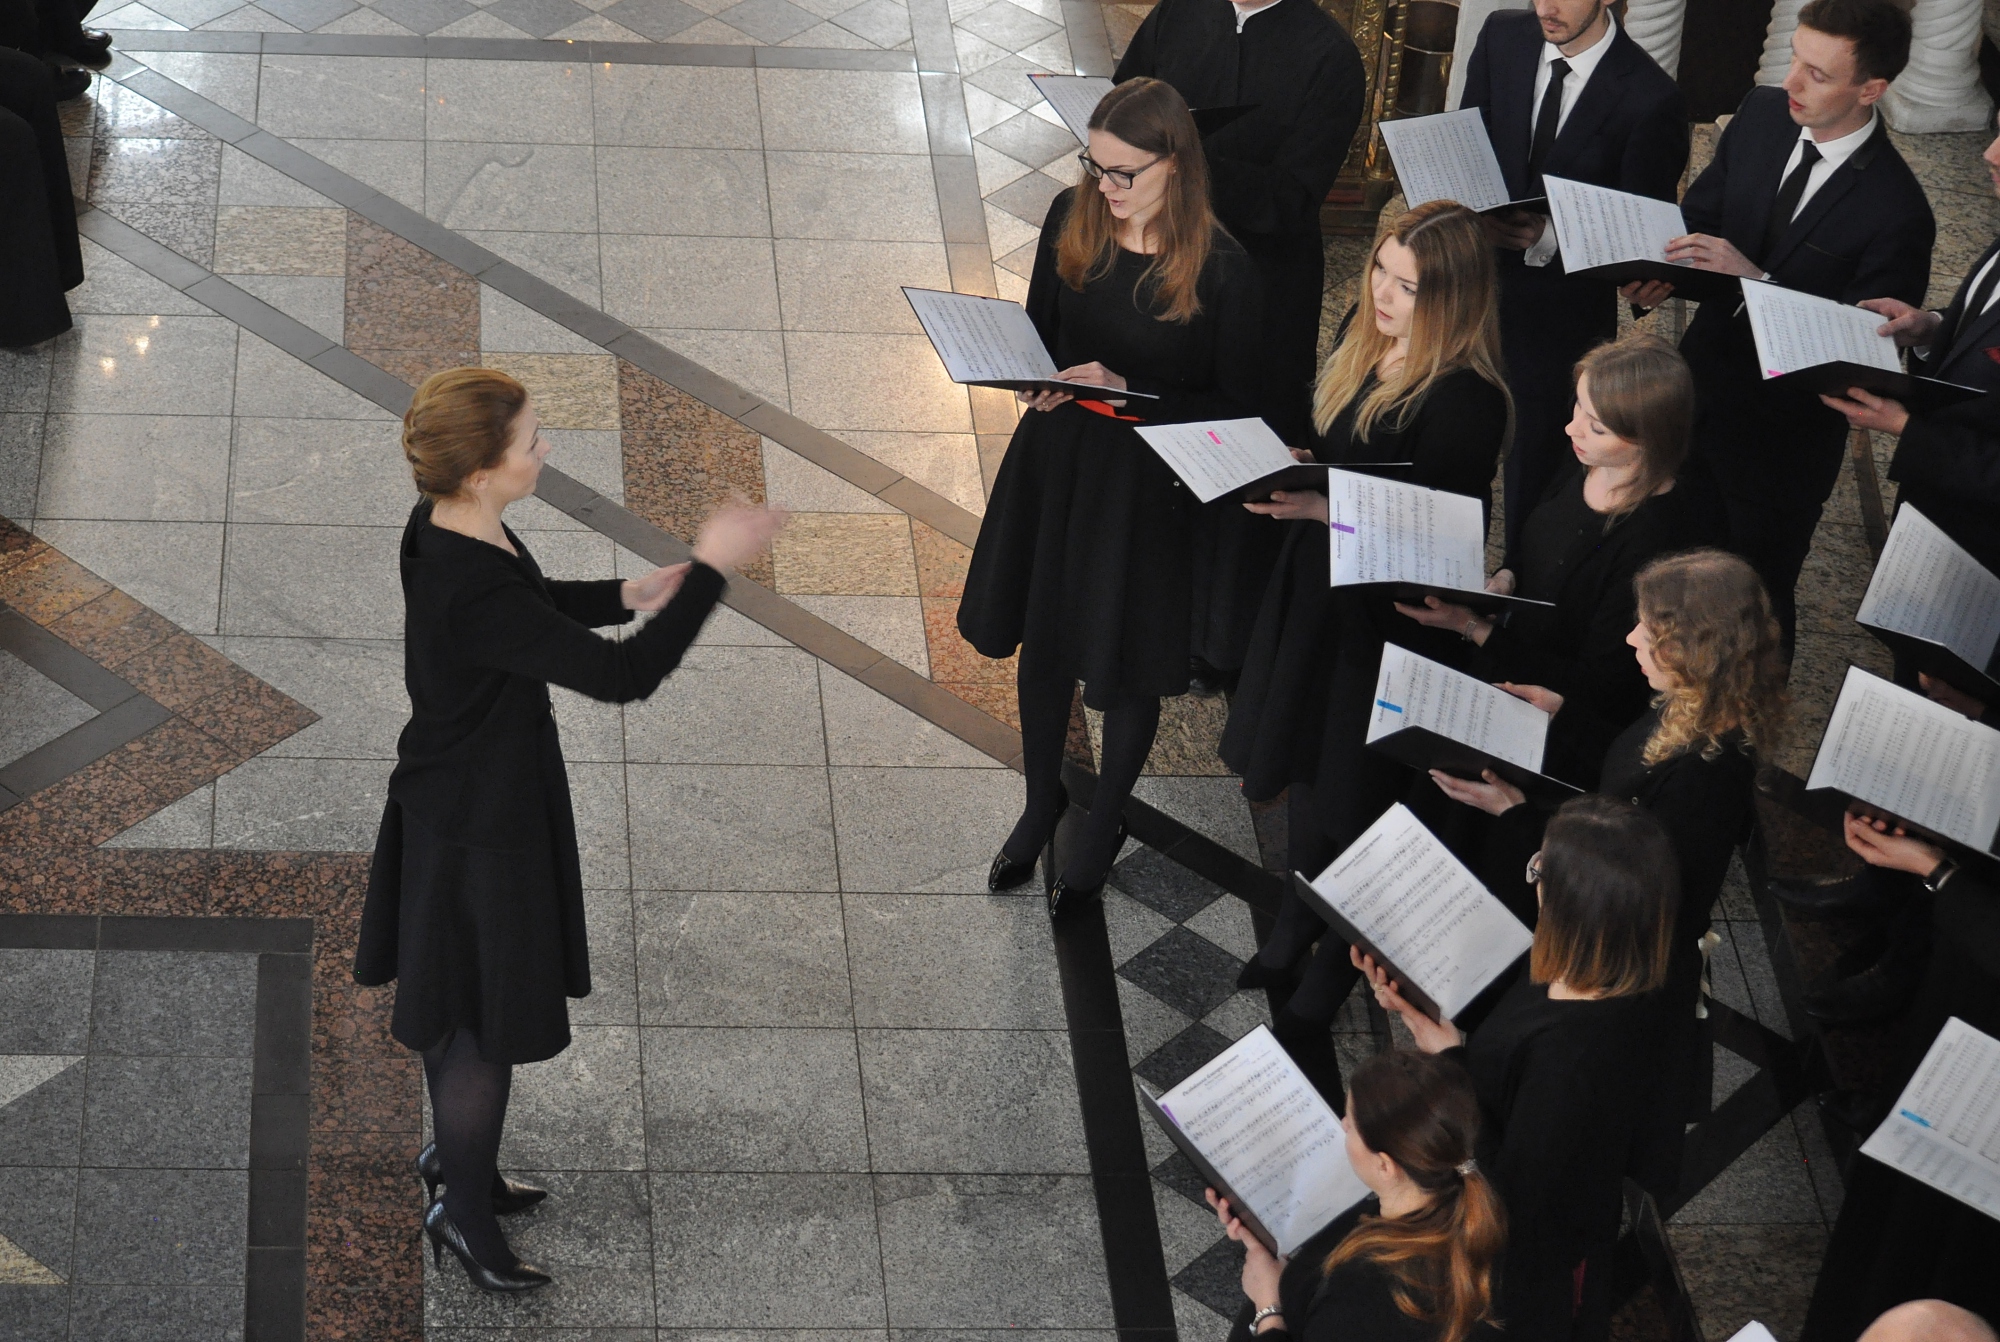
[48,314,237,417]
[36,413,225,523]
[218,273,346,341]
[81,1056,253,1168]
[591,64,761,149]
[0,951,95,1054]
[288,135,427,209]
[1669,1119,1826,1227]
[621,645,825,765]
[569,760,631,888]
[784,331,970,433]
[772,238,947,333]
[842,893,1063,1028]
[481,288,603,356]
[0,651,94,767]
[219,521,404,638]
[650,1173,884,1326]
[255,54,426,139]
[828,766,1021,893]
[874,1173,1111,1327]
[1117,975,1191,1065]
[0,1166,76,1282]
[206,635,407,759]
[1668,1222,1828,1342]
[571,888,638,1027]
[427,142,599,232]
[756,68,927,154]
[829,0,908,45]
[1130,776,1258,864]
[425,59,595,144]
[72,1168,248,1284]
[0,1061,85,1168]
[210,756,392,850]
[458,229,603,308]
[594,148,771,239]
[817,667,999,768]
[103,782,217,849]
[0,412,40,523]
[500,1025,647,1171]
[89,135,222,206]
[426,1171,656,1330]
[633,891,853,1028]
[641,1026,868,1171]
[593,0,706,38]
[219,142,338,207]
[598,234,781,332]
[233,331,397,421]
[66,238,211,316]
[91,950,259,1057]
[714,0,818,41]
[856,1029,1086,1173]
[30,519,225,635]
[0,1284,69,1339]
[626,764,837,892]
[766,150,941,242]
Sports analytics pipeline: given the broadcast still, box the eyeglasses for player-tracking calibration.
[1078,152,1163,190]
[1525,850,1543,886]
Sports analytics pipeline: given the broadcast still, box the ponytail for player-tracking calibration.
[1324,1053,1505,1342]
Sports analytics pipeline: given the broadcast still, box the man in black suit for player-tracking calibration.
[1627,0,1933,650]
[1460,0,1688,550]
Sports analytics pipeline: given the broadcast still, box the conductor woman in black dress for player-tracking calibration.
[1364,796,1677,1342]
[961,77,1264,912]
[1210,1050,1505,1342]
[355,367,784,1291]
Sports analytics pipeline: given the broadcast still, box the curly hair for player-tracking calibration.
[1634,549,1788,767]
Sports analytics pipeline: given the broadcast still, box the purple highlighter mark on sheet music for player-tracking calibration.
[1332,522,1356,534]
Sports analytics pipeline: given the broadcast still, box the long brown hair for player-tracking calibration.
[1634,549,1789,765]
[403,366,528,501]
[1529,796,1677,997]
[1313,200,1508,439]
[1055,77,1214,323]
[1325,1051,1505,1342]
[1573,333,1692,528]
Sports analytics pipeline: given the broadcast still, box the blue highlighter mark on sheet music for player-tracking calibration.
[1900,1109,1933,1128]
[1376,700,1403,714]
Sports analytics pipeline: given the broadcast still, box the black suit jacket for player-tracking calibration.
[1679,86,1934,452]
[1898,238,2000,570]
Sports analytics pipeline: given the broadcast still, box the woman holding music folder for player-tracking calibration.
[1219,202,1508,1055]
[1210,1050,1505,1342]
[1362,796,1678,1342]
[958,77,1266,913]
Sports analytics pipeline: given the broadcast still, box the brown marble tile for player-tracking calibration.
[0,517,39,567]
[308,1128,424,1342]
[214,206,347,276]
[1668,1223,1829,1342]
[0,755,164,851]
[483,352,618,430]
[771,514,918,596]
[205,852,371,921]
[313,1053,425,1135]
[182,668,321,758]
[921,595,1014,684]
[106,715,242,803]
[618,358,772,587]
[911,518,971,598]
[109,630,241,712]
[345,211,480,382]
[46,588,178,666]
[0,546,111,624]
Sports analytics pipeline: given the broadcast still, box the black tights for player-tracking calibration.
[422,1029,516,1271]
[1001,642,1160,887]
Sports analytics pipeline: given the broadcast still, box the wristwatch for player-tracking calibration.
[1922,856,1960,893]
[1251,1305,1286,1333]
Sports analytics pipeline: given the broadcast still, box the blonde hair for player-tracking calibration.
[1574,333,1693,528]
[1056,78,1215,324]
[1313,201,1509,440]
[1634,549,1789,766]
[402,367,529,501]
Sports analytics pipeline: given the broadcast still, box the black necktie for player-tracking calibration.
[1760,140,1823,264]
[1527,58,1570,190]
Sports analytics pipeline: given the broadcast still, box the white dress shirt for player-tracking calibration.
[1524,12,1618,267]
[1775,111,1878,223]
[1232,0,1282,32]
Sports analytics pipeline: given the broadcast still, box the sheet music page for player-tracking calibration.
[903,287,1057,385]
[1741,280,1902,379]
[1326,470,1487,591]
[1861,1016,2000,1219]
[1858,505,2000,668]
[1027,73,1114,144]
[1133,419,1300,503]
[1307,804,1533,1020]
[1366,643,1550,772]
[1379,109,1513,212]
[1805,666,2000,849]
[1724,1325,1780,1342]
[1543,175,1687,273]
[1155,1025,1370,1256]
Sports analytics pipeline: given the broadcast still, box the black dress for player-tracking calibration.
[957,189,1265,706]
[0,47,80,347]
[355,502,725,1064]
[1452,979,1668,1342]
[1801,872,2000,1342]
[1220,365,1508,858]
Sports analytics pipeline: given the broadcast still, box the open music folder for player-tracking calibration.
[1804,665,2000,860]
[1861,1016,2000,1220]
[1857,505,2000,706]
[903,287,1159,401]
[1138,1025,1371,1257]
[1542,176,1740,302]
[1366,644,1582,802]
[1133,418,1304,503]
[1327,469,1549,616]
[1294,803,1533,1023]
[1741,280,1981,414]
[1027,73,1254,145]
[1378,109,1544,214]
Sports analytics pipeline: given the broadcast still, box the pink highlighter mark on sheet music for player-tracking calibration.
[1205,430,1222,444]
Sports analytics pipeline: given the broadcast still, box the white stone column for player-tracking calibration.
[1757,0,1809,85]
[1446,0,1532,110]
[1882,0,1994,132]
[1622,0,1688,77]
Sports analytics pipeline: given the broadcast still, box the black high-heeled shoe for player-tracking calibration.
[423,1199,553,1292]
[1234,954,1300,992]
[989,786,1070,892]
[1046,817,1128,920]
[416,1143,549,1215]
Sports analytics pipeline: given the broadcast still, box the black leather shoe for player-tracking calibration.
[1047,818,1127,920]
[53,30,113,67]
[988,788,1069,892]
[423,1200,552,1292]
[1770,872,1891,917]
[1235,955,1299,992]
[51,66,90,100]
[1804,960,1921,1026]
[1816,1086,1888,1134]
[416,1143,548,1216]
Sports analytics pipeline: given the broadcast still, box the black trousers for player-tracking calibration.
[0,44,79,347]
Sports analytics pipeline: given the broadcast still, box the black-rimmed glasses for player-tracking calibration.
[1077,152,1163,190]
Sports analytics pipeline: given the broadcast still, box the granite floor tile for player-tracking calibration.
[212,205,347,275]
[1669,1223,1829,1342]
[712,0,819,41]
[425,1171,656,1330]
[633,890,853,1028]
[573,888,639,1027]
[875,1173,1112,1327]
[72,1167,248,1284]
[540,429,625,501]
[88,135,222,207]
[785,332,970,433]
[549,685,626,764]
[756,68,927,154]
[458,229,603,307]
[210,755,391,850]
[227,417,412,524]
[102,781,217,848]
[0,1166,76,1284]
[839,432,986,515]
[65,1285,247,1342]
[650,1173,885,1327]
[481,353,620,430]
[773,238,948,334]
[790,595,929,674]
[205,635,405,758]
[499,1025,647,1171]
[255,54,426,139]
[427,142,600,233]
[0,1062,84,1169]
[829,766,1022,893]
[598,235,781,331]
[591,64,761,149]
[770,513,917,596]
[233,331,397,420]
[219,522,404,638]
[626,765,837,892]
[425,59,594,144]
[0,414,38,523]
[761,439,896,514]
[47,315,237,418]
[1117,976,1192,1064]
[593,0,708,37]
[477,0,592,35]
[1669,1119,1825,1226]
[0,650,94,764]
[64,239,210,317]
[621,645,826,765]
[29,520,224,635]
[221,274,348,342]
[569,760,631,888]
[830,0,909,44]
[511,529,616,582]
[129,50,262,120]
[766,151,942,242]
[481,288,602,356]
[637,326,790,409]
[81,1055,254,1167]
[1118,927,1241,1021]
[817,666,997,768]
[289,136,427,209]
[842,893,1063,1028]
[89,949,258,1056]
[640,1026,868,1171]
[594,148,772,239]
[857,1029,1086,1173]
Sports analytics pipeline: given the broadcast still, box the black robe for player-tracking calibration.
[956,189,1264,704]
[0,46,80,347]
[356,502,723,1064]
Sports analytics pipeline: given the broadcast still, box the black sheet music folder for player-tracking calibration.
[1856,626,2000,709]
[1477,195,1548,216]
[1762,767,2000,867]
[1367,582,1556,618]
[1289,872,1451,1023]
[1364,725,1583,806]
[1569,260,1742,304]
[1772,362,1982,415]
[1236,461,1413,502]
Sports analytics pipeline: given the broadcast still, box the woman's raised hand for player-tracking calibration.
[1243,490,1329,522]
[691,499,789,574]
[1351,947,1463,1053]
[1428,767,1526,816]
[621,562,691,612]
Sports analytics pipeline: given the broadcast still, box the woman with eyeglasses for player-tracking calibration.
[1360,796,1678,1342]
[959,77,1267,914]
